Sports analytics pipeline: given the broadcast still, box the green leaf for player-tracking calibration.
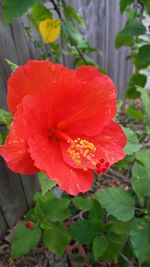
[130,218,150,263]
[126,73,147,99]
[92,236,108,261]
[11,224,41,259]
[136,86,150,118]
[135,149,150,170]
[122,127,141,155]
[131,108,144,125]
[73,196,92,211]
[5,59,18,72]
[43,224,70,256]
[38,172,56,195]
[39,197,71,222]
[136,45,150,67]
[0,109,13,126]
[88,199,105,220]
[131,162,150,197]
[115,24,146,48]
[2,0,41,24]
[70,219,104,245]
[115,33,132,49]
[29,3,53,29]
[64,5,85,26]
[140,0,150,15]
[120,0,134,13]
[96,188,135,222]
[127,105,144,121]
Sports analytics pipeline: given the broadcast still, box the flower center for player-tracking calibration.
[48,129,109,173]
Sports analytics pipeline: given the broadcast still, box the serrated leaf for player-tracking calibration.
[38,172,56,195]
[122,127,141,155]
[73,196,92,211]
[136,45,150,67]
[131,162,150,197]
[2,0,41,24]
[70,219,104,245]
[96,188,135,222]
[136,86,150,118]
[93,235,108,261]
[11,224,41,259]
[130,218,150,263]
[135,149,150,170]
[43,224,70,256]
[39,197,71,222]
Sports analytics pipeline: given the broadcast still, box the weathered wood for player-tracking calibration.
[0,208,7,240]
[0,159,27,227]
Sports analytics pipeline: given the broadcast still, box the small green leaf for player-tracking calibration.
[126,73,147,99]
[136,86,150,118]
[43,224,70,256]
[73,196,92,211]
[115,33,132,48]
[119,0,134,13]
[130,218,150,263]
[2,0,42,24]
[38,172,56,195]
[5,59,18,72]
[140,0,150,15]
[70,219,104,245]
[136,45,150,67]
[131,162,150,197]
[0,109,13,126]
[135,149,150,170]
[96,188,135,222]
[122,127,141,155]
[121,24,146,36]
[29,3,53,29]
[92,236,108,261]
[64,5,85,26]
[11,224,41,259]
[127,105,144,121]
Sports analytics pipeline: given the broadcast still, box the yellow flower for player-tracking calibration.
[39,18,61,44]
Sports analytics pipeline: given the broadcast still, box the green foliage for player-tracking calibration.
[119,0,134,14]
[5,59,18,72]
[126,73,147,99]
[122,127,141,155]
[70,219,104,245]
[11,223,41,259]
[2,0,41,24]
[0,109,13,126]
[136,45,150,68]
[37,172,56,195]
[130,218,150,263]
[43,224,70,256]
[73,196,92,211]
[29,3,53,29]
[131,162,150,197]
[140,0,150,15]
[96,188,135,222]
[92,235,108,261]
[137,86,150,118]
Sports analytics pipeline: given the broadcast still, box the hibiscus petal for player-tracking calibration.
[0,95,48,174]
[92,121,127,165]
[60,121,126,171]
[28,133,93,196]
[58,66,117,136]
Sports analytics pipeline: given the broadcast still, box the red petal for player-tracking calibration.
[58,66,117,136]
[28,133,93,196]
[92,121,127,165]
[0,95,48,174]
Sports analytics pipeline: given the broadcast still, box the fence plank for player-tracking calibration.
[0,209,7,240]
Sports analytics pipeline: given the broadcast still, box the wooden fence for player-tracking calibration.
[0,0,133,239]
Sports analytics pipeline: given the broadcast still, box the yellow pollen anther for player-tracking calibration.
[67,137,97,171]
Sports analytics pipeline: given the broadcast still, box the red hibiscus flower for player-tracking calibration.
[0,60,127,195]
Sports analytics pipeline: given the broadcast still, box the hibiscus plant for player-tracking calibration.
[0,0,150,266]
